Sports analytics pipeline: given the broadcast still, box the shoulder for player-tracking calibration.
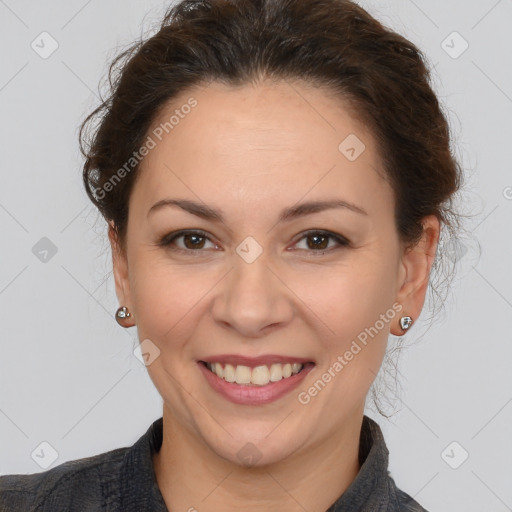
[0,446,128,511]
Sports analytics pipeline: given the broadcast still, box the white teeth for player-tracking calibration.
[251,365,270,385]
[205,362,305,386]
[213,362,224,378]
[224,364,236,382]
[235,365,252,384]
[269,364,283,382]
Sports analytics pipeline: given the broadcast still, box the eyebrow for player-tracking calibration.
[147,198,368,223]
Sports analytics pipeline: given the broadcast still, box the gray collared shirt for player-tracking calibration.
[0,415,429,511]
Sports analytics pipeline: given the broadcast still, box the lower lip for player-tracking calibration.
[198,361,314,405]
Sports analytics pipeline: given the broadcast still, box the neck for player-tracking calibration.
[153,406,364,512]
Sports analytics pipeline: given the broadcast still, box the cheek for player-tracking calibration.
[129,260,217,342]
[305,256,397,380]
[307,258,396,333]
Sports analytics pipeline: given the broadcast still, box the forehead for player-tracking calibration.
[131,79,392,221]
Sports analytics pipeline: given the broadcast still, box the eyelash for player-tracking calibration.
[158,229,350,256]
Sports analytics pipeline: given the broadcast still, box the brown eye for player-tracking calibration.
[293,230,349,254]
[306,233,329,250]
[158,229,349,257]
[159,230,218,253]
[181,232,207,249]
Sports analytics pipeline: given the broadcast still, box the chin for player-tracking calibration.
[201,425,303,469]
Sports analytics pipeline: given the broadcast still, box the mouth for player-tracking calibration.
[198,360,315,387]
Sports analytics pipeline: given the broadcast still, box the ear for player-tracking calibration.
[108,221,135,326]
[391,215,440,336]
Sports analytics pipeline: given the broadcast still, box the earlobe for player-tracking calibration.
[391,215,440,336]
[108,222,135,327]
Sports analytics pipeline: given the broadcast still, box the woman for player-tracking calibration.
[0,0,462,510]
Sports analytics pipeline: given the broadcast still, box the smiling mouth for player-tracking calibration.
[199,361,314,386]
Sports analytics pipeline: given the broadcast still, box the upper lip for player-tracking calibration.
[199,354,314,368]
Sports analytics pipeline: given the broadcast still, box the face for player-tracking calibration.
[111,79,438,466]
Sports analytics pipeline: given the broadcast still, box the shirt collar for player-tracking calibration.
[119,414,392,511]
[119,417,167,511]
[327,415,393,511]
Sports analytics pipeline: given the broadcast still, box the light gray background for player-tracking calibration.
[0,1,511,510]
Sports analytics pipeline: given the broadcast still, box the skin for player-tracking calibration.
[109,79,439,512]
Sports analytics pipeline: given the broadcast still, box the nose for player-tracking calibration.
[211,251,294,338]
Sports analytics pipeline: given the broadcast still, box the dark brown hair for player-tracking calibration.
[80,0,463,322]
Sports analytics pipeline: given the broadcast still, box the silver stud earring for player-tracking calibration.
[115,306,132,327]
[399,316,413,331]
